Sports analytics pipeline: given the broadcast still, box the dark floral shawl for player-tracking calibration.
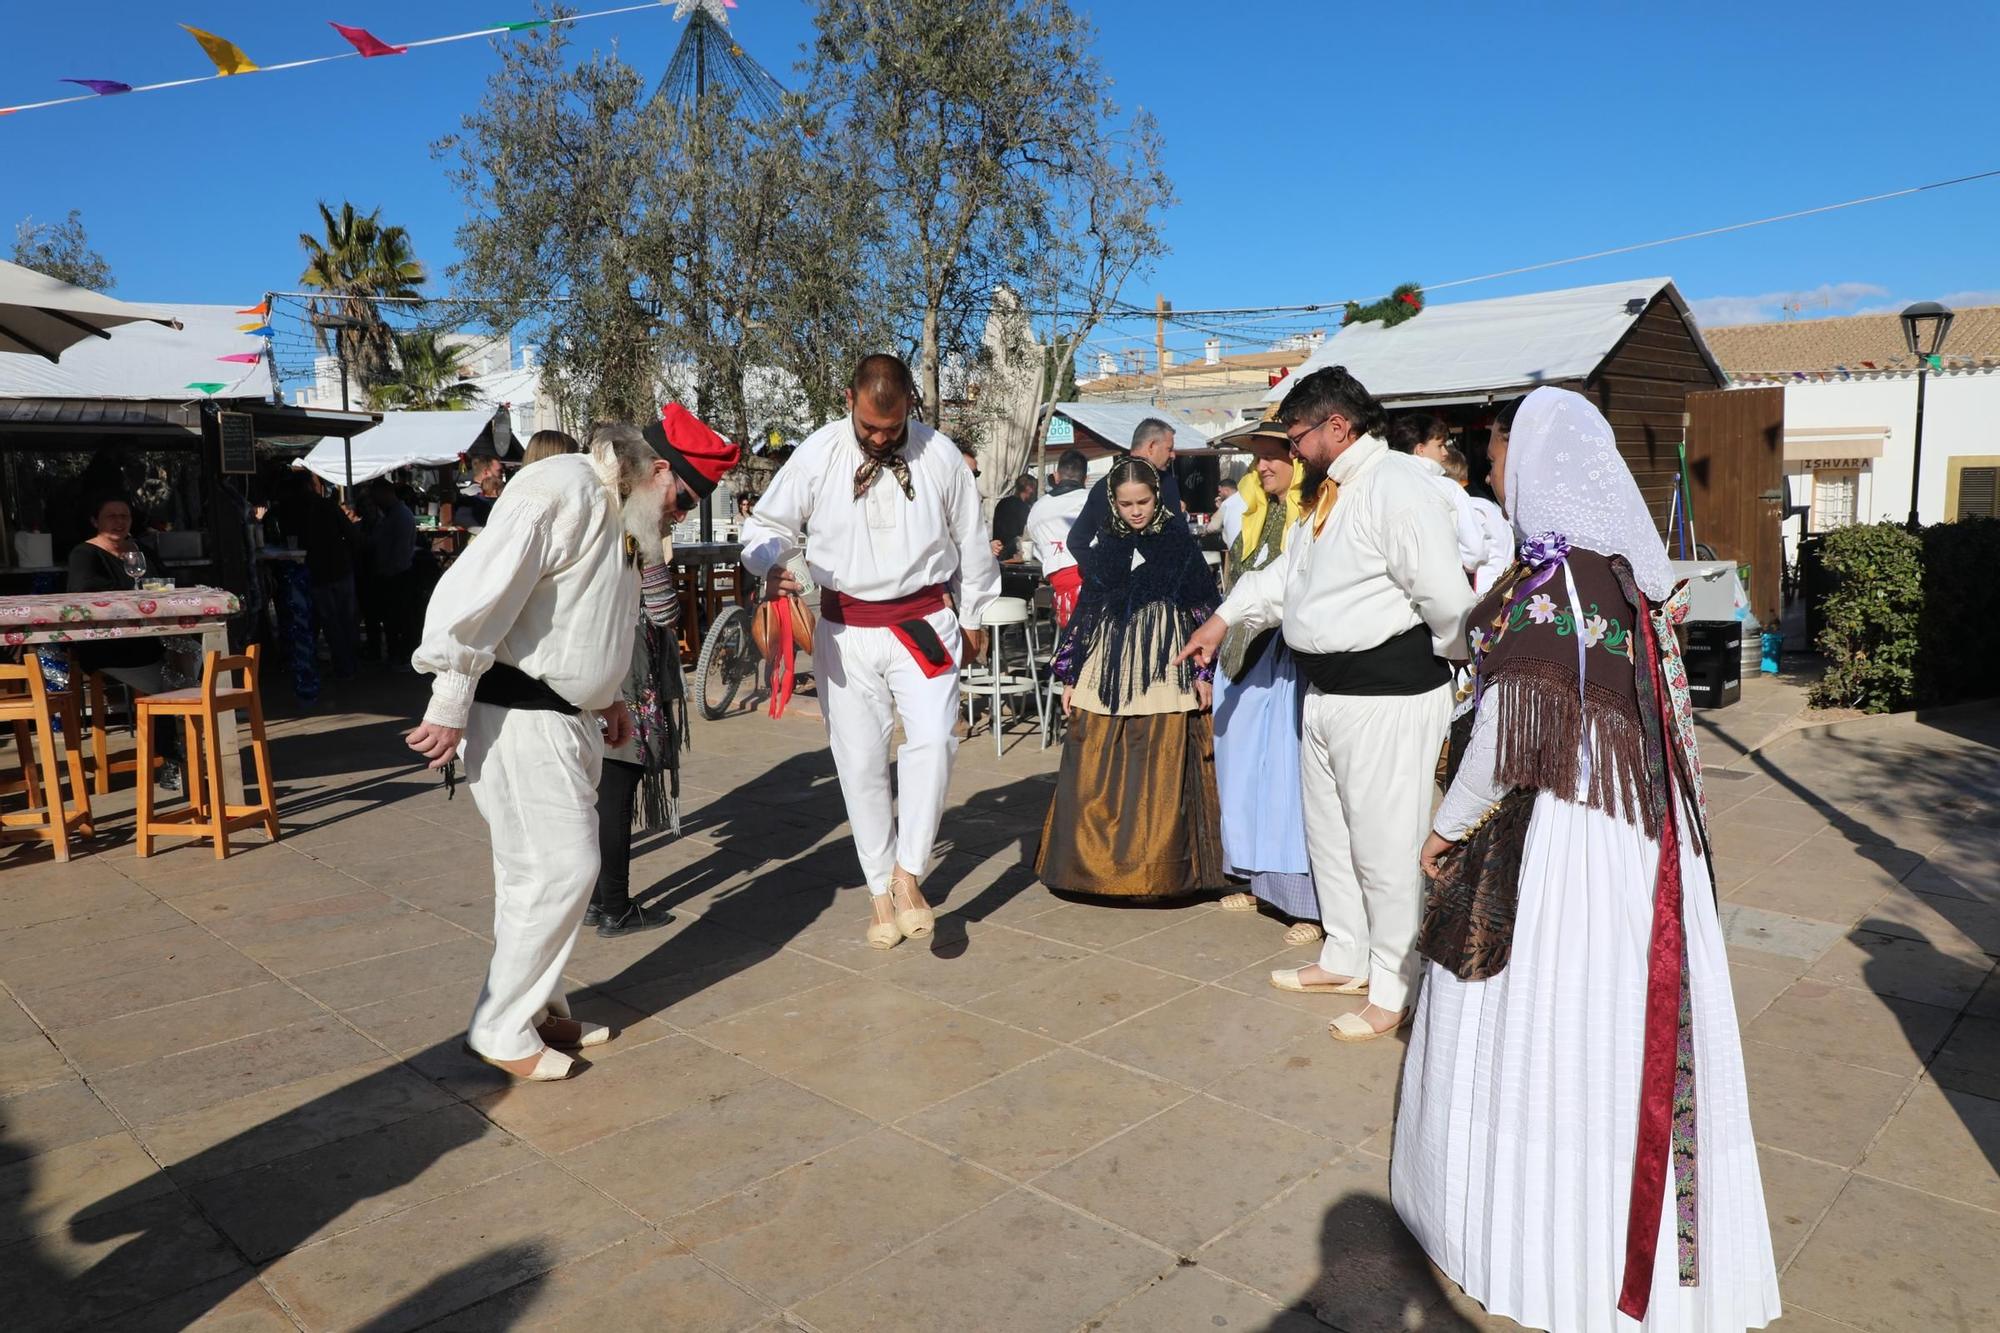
[1053,510,1219,711]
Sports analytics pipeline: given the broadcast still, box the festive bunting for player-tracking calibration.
[217,352,262,364]
[238,324,273,337]
[185,382,227,395]
[61,79,132,95]
[181,25,260,77]
[236,319,267,331]
[330,22,407,58]
[236,300,269,316]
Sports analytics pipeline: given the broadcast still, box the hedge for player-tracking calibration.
[1809,517,2000,713]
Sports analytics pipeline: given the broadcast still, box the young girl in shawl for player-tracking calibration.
[1036,457,1225,898]
[583,553,689,936]
[1393,388,1779,1333]
[1211,430,1323,941]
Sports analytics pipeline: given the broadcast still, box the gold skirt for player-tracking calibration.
[1035,709,1225,898]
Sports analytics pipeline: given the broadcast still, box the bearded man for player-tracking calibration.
[740,354,1001,948]
[406,421,708,1082]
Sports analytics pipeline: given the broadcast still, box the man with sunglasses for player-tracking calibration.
[1179,365,1474,1044]
[741,354,1000,950]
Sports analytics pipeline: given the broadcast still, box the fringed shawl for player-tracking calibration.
[1054,515,1219,712]
[1468,547,1660,838]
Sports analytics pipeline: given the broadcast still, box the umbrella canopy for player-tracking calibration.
[0,259,182,362]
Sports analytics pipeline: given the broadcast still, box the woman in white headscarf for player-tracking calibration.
[1392,388,1780,1332]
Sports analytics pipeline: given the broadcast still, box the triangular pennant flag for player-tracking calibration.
[61,79,133,96]
[499,20,551,32]
[237,319,266,331]
[330,22,408,58]
[217,352,262,364]
[186,382,227,395]
[236,300,269,316]
[181,25,259,77]
[238,324,273,337]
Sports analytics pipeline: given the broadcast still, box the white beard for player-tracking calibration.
[620,474,672,566]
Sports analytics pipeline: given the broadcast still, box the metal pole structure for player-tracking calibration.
[695,19,715,544]
[1153,294,1168,409]
[1906,364,1928,530]
[338,337,354,499]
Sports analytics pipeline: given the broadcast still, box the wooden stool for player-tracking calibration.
[135,644,280,859]
[1,654,95,862]
[76,661,164,796]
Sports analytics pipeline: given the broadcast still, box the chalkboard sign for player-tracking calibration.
[219,411,256,475]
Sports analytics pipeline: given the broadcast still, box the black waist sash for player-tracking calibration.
[1293,624,1450,697]
[473,662,580,714]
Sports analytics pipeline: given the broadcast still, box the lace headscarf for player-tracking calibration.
[1505,386,1674,602]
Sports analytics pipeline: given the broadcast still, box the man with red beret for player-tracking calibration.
[405,420,713,1082]
[741,354,1000,949]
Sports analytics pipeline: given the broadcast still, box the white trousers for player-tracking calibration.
[462,703,603,1060]
[816,609,962,895]
[1299,683,1452,1012]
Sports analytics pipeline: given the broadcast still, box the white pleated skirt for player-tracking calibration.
[1392,793,1782,1333]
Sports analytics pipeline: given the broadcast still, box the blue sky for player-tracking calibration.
[5,0,1997,364]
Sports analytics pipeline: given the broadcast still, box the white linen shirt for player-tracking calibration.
[1214,488,1248,550]
[740,418,1001,625]
[414,452,638,729]
[1218,435,1475,660]
[1023,485,1091,575]
[1468,495,1515,594]
[1412,453,1491,579]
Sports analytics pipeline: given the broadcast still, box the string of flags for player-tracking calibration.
[184,301,276,395]
[3,3,676,118]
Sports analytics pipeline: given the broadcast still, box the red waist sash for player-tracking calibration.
[819,584,949,627]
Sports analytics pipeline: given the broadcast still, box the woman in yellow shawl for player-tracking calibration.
[1211,426,1323,938]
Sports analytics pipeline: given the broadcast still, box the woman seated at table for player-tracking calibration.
[66,493,185,791]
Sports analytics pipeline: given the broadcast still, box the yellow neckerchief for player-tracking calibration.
[1235,468,1306,562]
[1308,477,1341,537]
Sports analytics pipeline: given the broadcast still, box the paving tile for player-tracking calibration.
[1856,1080,2000,1213]
[878,920,1092,1007]
[1709,824,1814,869]
[1039,1092,1339,1253]
[1930,1015,2000,1100]
[1901,859,2000,906]
[1755,1145,1849,1269]
[1725,867,1896,928]
[562,913,773,996]
[16,948,276,1029]
[0,873,155,930]
[565,1076,873,1221]
[900,1048,1184,1181]
[1084,1266,1320,1333]
[967,953,1198,1042]
[0,1033,72,1099]
[612,945,846,1030]
[0,1192,243,1332]
[1200,1152,1452,1331]
[204,886,402,945]
[1744,980,1956,1078]
[691,974,958,1076]
[793,1189,1170,1333]
[1865,888,2000,956]
[256,1160,643,1332]
[428,1233,772,1332]
[0,1130,173,1244]
[233,907,468,977]
[1081,984,1327,1090]
[1741,1040,1912,1168]
[472,1033,762,1156]
[1729,962,1796,1024]
[1,923,238,994]
[91,1015,388,1125]
[1108,907,1293,982]
[289,934,492,1011]
[94,1274,299,1333]
[1011,899,1189,951]
[785,1007,1055,1121]
[1715,903,1847,963]
[0,1078,124,1164]
[1202,1026,1409,1149]
[1785,1175,2000,1333]
[0,993,40,1044]
[1772,834,1926,884]
[191,1103,531,1262]
[0,900,190,967]
[54,981,326,1075]
[1804,929,1994,1010]
[667,1126,1011,1306]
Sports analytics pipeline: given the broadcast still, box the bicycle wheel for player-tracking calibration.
[696,603,757,720]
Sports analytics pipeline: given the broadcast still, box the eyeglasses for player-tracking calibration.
[1286,414,1343,455]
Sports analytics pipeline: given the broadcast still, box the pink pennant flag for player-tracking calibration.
[330,22,407,58]
[216,352,262,364]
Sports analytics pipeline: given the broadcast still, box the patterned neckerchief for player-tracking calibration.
[853,438,914,501]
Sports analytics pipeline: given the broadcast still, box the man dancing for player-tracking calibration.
[406,422,699,1081]
[1181,366,1474,1042]
[741,354,1000,948]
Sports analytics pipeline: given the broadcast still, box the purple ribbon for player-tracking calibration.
[1474,531,1570,704]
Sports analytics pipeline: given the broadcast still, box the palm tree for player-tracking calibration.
[298,201,426,391]
[367,330,484,412]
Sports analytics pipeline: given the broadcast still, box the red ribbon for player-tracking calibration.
[1618,596,1685,1321]
[768,601,795,720]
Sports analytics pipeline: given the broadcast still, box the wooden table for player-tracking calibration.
[0,586,246,802]
[669,542,748,664]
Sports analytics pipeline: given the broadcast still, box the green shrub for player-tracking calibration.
[1917,516,2000,707]
[1810,522,1923,712]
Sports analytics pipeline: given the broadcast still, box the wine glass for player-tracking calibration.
[122,546,148,585]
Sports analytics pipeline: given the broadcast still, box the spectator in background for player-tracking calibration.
[453,443,508,527]
[1214,470,1247,550]
[1440,442,1514,593]
[1389,414,1492,586]
[991,474,1037,562]
[367,477,419,671]
[1024,450,1092,626]
[66,493,185,789]
[274,473,361,679]
[1067,417,1186,576]
[521,430,580,466]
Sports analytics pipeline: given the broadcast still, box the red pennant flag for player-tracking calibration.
[217,352,261,364]
[236,300,269,316]
[330,22,407,58]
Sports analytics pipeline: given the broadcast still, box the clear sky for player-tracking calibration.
[4,0,1996,366]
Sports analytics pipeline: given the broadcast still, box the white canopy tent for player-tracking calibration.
[0,302,264,400]
[1047,402,1219,453]
[0,259,183,363]
[299,408,499,488]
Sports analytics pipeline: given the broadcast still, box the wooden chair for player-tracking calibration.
[1,654,95,862]
[135,644,280,859]
[74,658,164,796]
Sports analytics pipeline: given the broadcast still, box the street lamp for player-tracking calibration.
[1899,301,1954,528]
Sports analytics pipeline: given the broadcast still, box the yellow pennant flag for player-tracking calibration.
[181,24,259,77]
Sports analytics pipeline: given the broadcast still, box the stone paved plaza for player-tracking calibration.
[2,674,1996,1332]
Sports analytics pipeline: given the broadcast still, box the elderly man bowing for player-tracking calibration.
[406,422,698,1082]
[741,354,1000,949]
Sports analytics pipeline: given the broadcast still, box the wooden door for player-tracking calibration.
[1684,387,1784,622]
